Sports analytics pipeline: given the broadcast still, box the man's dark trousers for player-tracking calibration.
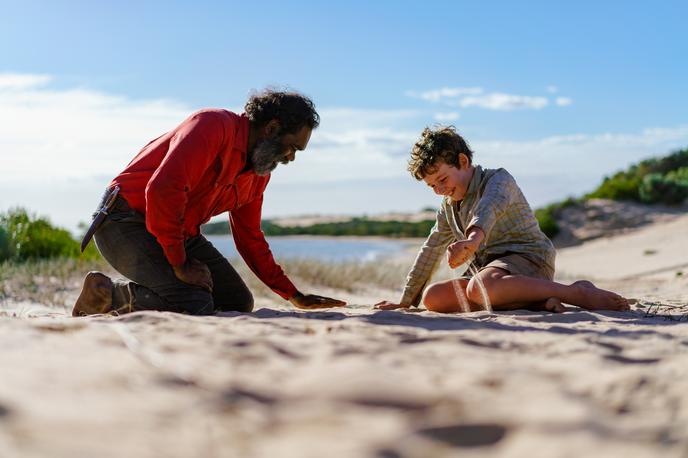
[94,196,254,315]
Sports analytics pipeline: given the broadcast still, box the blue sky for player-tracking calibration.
[1,1,686,232]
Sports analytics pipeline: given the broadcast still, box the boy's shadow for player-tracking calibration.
[217,305,688,342]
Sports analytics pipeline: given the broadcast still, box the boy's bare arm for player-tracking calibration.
[376,203,454,310]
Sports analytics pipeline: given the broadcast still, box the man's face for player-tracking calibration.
[422,155,474,202]
[251,125,312,176]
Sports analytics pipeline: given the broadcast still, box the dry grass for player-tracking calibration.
[0,256,411,309]
[210,257,410,299]
[0,257,112,307]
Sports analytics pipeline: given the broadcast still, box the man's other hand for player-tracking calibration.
[289,292,347,310]
[173,258,213,292]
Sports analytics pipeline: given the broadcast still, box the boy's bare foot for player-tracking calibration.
[543,297,565,313]
[72,272,113,317]
[524,297,565,313]
[571,280,629,311]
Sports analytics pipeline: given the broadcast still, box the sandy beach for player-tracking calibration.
[1,215,687,458]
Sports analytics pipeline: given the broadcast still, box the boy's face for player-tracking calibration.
[422,154,474,202]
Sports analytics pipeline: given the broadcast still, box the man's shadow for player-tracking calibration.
[213,304,688,342]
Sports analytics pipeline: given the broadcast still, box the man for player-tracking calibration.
[73,89,346,316]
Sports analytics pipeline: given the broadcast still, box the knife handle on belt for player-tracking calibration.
[80,186,120,253]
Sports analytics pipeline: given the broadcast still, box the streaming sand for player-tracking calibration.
[0,215,687,457]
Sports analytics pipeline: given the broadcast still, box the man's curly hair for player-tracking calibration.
[244,89,320,134]
[407,126,474,180]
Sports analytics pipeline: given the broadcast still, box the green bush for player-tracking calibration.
[0,226,10,261]
[587,172,642,201]
[639,173,688,205]
[535,207,559,238]
[533,197,580,239]
[0,208,81,261]
[587,148,688,203]
[666,166,688,182]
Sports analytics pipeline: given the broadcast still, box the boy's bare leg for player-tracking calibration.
[422,278,564,313]
[466,268,629,311]
[422,278,474,313]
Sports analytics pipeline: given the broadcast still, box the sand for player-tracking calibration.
[0,216,687,458]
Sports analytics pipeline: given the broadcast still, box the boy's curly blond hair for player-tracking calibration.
[407,126,474,180]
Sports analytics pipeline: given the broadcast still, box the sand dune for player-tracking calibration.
[0,217,687,457]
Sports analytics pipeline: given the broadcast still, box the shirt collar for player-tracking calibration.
[464,165,483,199]
[236,113,256,175]
[237,113,250,156]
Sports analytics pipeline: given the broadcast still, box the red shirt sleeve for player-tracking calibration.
[145,111,233,266]
[229,194,298,300]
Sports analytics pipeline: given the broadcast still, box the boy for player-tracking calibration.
[376,127,629,313]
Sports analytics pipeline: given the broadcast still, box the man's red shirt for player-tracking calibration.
[111,109,298,300]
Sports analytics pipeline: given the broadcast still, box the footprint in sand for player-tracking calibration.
[604,354,661,365]
[416,423,508,447]
[0,403,12,419]
[220,387,277,407]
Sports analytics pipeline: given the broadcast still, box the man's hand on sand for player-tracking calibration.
[374,300,408,311]
[173,258,213,292]
[289,292,346,310]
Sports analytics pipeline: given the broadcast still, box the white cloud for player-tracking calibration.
[0,73,52,90]
[407,86,551,111]
[555,96,573,106]
[405,87,483,103]
[433,112,461,122]
[546,85,559,94]
[271,108,421,185]
[459,93,549,111]
[0,72,190,183]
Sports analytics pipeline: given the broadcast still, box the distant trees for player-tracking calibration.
[203,217,437,238]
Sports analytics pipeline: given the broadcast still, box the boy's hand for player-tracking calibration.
[447,240,478,269]
[447,227,485,269]
[374,300,409,310]
[289,292,347,310]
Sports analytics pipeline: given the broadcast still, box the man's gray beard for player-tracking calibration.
[251,137,284,176]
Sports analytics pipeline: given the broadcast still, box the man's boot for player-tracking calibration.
[72,271,113,317]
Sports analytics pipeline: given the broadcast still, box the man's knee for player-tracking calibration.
[159,285,215,315]
[184,294,216,315]
[216,289,254,313]
[232,292,254,313]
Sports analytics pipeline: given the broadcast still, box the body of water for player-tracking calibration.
[205,235,416,263]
